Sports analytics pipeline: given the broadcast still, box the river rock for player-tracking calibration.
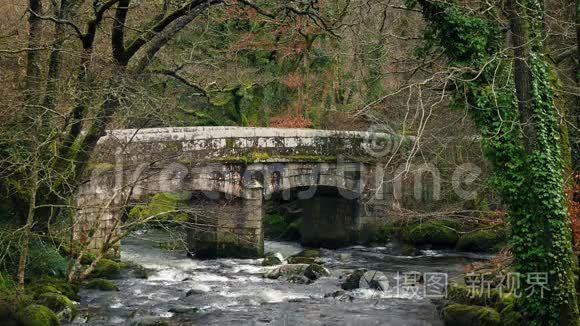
[287,256,317,264]
[361,271,388,290]
[442,304,500,326]
[168,306,200,314]
[286,275,312,284]
[265,264,309,279]
[304,264,330,280]
[325,290,346,298]
[341,269,367,290]
[185,284,211,296]
[262,252,284,266]
[36,293,77,322]
[324,290,355,301]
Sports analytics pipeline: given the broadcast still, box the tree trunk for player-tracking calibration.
[24,0,44,116]
[507,0,579,324]
[17,164,38,287]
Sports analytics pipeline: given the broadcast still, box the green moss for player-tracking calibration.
[442,303,500,326]
[36,293,76,316]
[401,221,459,246]
[89,162,115,172]
[447,284,502,308]
[456,228,507,252]
[211,153,337,163]
[90,259,122,279]
[287,256,317,264]
[84,279,119,291]
[263,212,301,241]
[128,192,189,223]
[0,273,16,292]
[293,249,320,258]
[30,277,80,302]
[225,138,236,148]
[499,305,524,326]
[16,304,60,326]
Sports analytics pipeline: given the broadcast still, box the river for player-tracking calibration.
[68,229,491,326]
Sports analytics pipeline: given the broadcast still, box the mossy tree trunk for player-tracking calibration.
[411,0,579,324]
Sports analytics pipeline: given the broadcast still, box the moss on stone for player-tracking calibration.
[287,256,317,264]
[84,278,119,291]
[30,278,80,302]
[16,304,60,326]
[87,162,115,172]
[293,249,320,258]
[499,305,523,326]
[304,264,330,280]
[36,293,76,317]
[442,303,500,326]
[447,284,502,308]
[262,252,284,266]
[456,228,507,252]
[401,221,459,246]
[90,258,122,279]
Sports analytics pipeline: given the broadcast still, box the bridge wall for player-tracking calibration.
[75,127,404,258]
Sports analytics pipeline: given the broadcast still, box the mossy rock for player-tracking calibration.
[262,253,284,266]
[91,259,122,279]
[293,249,320,258]
[442,303,500,326]
[447,284,502,308]
[456,228,507,252]
[401,222,459,246]
[31,278,80,302]
[36,293,76,322]
[304,264,330,280]
[36,293,76,316]
[84,279,119,291]
[287,256,317,264]
[16,304,60,326]
[341,269,367,290]
[499,305,523,326]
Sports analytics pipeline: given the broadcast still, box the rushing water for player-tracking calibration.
[68,229,491,326]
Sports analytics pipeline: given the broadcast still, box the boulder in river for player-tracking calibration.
[341,269,367,290]
[324,290,355,301]
[304,264,330,280]
[286,275,312,284]
[36,293,77,322]
[286,256,317,265]
[442,303,500,326]
[265,264,309,279]
[84,278,119,291]
[262,252,284,266]
[90,258,122,279]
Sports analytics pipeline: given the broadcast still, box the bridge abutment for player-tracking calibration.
[187,185,264,258]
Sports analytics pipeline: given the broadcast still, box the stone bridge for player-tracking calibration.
[75,127,410,258]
